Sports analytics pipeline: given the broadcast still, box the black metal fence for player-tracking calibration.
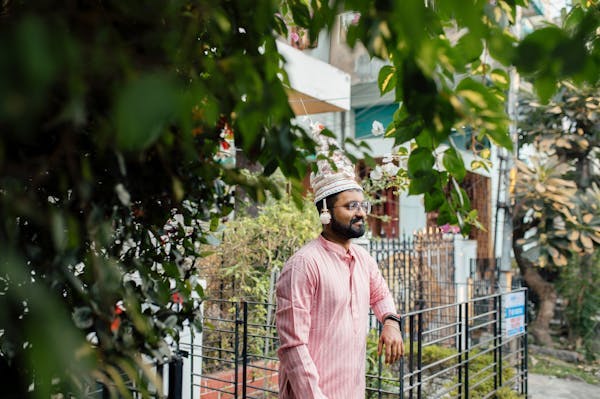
[194,299,279,399]
[194,288,528,399]
[369,233,456,315]
[95,233,528,398]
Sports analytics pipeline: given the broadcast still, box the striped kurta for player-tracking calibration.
[276,235,396,399]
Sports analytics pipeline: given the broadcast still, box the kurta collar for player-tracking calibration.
[317,234,356,259]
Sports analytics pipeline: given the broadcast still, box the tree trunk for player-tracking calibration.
[522,267,557,346]
[512,213,557,346]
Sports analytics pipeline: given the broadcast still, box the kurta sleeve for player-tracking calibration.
[367,257,397,322]
[276,256,328,399]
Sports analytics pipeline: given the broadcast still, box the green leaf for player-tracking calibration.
[443,147,466,182]
[471,159,491,173]
[273,14,289,37]
[485,125,513,150]
[436,202,457,226]
[490,69,510,90]
[534,75,558,104]
[162,262,181,279]
[408,170,437,195]
[209,215,220,232]
[290,2,311,27]
[378,65,397,95]
[393,116,423,145]
[115,74,179,151]
[515,27,567,74]
[424,189,445,212]
[487,29,517,66]
[407,148,435,178]
[455,32,483,63]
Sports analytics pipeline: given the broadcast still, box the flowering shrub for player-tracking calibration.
[363,148,410,209]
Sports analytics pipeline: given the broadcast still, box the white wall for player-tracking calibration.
[398,192,427,235]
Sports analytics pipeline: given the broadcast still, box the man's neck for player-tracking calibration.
[321,230,351,251]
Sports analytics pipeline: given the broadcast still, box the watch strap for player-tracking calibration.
[383,313,402,325]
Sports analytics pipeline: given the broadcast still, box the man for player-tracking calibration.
[275,123,404,399]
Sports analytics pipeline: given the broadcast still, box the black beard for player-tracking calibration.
[330,215,365,239]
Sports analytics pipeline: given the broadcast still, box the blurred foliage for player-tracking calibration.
[557,251,600,360]
[448,348,518,399]
[514,81,600,344]
[0,0,313,397]
[328,0,599,232]
[1,0,600,397]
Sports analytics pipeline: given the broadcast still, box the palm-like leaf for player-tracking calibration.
[514,156,578,267]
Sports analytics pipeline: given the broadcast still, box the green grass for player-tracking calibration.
[529,354,600,385]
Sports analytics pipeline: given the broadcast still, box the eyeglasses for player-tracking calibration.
[333,201,372,214]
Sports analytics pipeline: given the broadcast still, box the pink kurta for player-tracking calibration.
[276,235,396,399]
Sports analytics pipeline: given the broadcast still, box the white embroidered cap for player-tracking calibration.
[309,122,363,203]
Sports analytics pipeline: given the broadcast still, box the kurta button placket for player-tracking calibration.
[347,251,360,330]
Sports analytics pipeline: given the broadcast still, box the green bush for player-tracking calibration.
[449,348,518,399]
[413,344,524,399]
[557,252,600,360]
[365,343,523,398]
[201,191,319,302]
[199,192,320,369]
[496,386,524,399]
[421,344,458,372]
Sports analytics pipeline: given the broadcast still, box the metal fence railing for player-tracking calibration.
[193,288,528,399]
[370,234,456,315]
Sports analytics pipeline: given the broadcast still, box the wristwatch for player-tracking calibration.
[383,313,402,328]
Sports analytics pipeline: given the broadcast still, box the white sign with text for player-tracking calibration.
[502,291,525,338]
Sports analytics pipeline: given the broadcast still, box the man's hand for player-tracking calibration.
[377,320,404,364]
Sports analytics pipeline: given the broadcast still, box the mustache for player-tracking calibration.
[350,216,364,224]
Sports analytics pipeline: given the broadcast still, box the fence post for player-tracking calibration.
[417,302,424,399]
[522,289,529,396]
[498,294,503,388]
[408,314,415,399]
[168,356,183,399]
[457,303,463,398]
[493,294,499,391]
[464,301,470,399]
[242,301,248,399]
[234,302,240,399]
[189,328,194,399]
[377,322,383,399]
[399,317,405,399]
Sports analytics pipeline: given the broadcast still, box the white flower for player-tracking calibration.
[370,166,383,181]
[381,162,400,176]
[371,120,385,136]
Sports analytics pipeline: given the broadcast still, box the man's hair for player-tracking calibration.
[315,192,338,213]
